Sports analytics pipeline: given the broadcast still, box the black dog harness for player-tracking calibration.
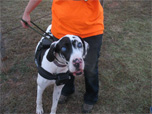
[35,38,71,86]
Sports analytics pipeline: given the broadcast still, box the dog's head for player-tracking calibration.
[47,35,89,76]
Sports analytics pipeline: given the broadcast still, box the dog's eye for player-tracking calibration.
[61,47,66,52]
[77,42,82,48]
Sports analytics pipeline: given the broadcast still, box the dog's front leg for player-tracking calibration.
[36,75,52,114]
[36,85,45,114]
[50,84,64,114]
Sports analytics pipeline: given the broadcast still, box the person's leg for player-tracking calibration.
[83,34,103,105]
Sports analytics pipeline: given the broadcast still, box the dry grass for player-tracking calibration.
[1,0,151,114]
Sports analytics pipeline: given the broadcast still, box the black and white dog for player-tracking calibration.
[36,25,89,114]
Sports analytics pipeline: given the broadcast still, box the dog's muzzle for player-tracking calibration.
[72,58,83,76]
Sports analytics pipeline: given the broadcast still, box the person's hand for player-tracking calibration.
[21,13,31,28]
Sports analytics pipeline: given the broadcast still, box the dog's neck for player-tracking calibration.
[41,50,68,74]
[54,53,68,67]
[53,60,67,67]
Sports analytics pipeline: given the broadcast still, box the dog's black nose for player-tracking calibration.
[74,62,80,70]
[73,58,82,70]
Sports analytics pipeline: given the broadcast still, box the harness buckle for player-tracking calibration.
[55,72,71,86]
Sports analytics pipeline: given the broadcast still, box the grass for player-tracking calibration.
[1,0,151,114]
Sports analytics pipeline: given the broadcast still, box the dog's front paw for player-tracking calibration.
[36,106,44,114]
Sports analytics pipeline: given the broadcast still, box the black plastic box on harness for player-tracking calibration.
[21,19,71,85]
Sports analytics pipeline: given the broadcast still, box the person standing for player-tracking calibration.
[21,0,104,113]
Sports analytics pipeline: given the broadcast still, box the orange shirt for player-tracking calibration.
[51,0,104,39]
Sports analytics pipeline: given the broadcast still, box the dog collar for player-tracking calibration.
[53,60,67,67]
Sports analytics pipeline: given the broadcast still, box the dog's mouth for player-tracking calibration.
[72,69,83,76]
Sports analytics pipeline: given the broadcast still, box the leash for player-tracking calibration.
[21,18,54,42]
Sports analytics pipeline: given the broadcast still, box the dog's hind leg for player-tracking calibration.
[50,84,64,114]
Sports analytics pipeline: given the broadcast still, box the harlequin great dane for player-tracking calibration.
[35,25,89,114]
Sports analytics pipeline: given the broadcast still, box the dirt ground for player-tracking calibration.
[1,0,151,114]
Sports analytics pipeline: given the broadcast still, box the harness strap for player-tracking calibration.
[37,65,70,80]
[38,65,57,80]
[37,63,71,86]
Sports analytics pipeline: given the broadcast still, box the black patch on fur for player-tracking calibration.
[47,43,56,62]
[78,37,86,56]
[72,40,77,49]
[55,37,72,61]
[72,36,86,56]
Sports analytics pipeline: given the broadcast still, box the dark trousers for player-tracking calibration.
[53,34,103,104]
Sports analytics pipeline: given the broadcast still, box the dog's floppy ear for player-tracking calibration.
[79,37,89,58]
[47,43,56,62]
[82,40,89,58]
